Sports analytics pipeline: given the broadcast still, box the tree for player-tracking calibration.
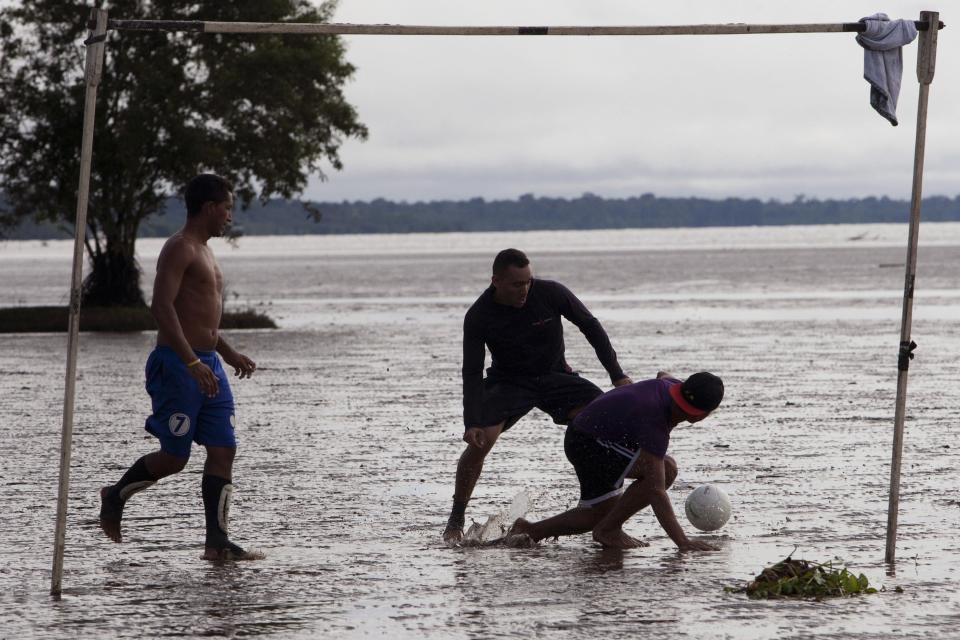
[0,0,367,306]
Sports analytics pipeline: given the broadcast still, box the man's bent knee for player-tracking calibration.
[463,422,504,454]
[146,450,189,478]
[462,439,496,464]
[664,455,678,489]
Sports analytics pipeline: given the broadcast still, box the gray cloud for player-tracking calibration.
[306,0,958,202]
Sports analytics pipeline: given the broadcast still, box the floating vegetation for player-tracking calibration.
[726,553,879,600]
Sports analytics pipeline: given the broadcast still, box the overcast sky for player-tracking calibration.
[304,1,958,203]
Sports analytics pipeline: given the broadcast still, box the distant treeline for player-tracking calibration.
[6,192,960,240]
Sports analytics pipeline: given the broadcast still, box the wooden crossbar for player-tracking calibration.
[103,20,945,37]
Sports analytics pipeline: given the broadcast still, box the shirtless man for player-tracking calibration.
[444,248,632,543]
[98,173,257,560]
[509,372,724,551]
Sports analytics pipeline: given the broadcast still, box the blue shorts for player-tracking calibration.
[144,346,236,458]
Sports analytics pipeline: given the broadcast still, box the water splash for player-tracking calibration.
[461,490,531,546]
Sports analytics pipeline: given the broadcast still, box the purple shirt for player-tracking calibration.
[571,378,678,459]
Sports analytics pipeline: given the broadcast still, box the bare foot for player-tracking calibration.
[592,528,648,549]
[203,542,263,562]
[443,511,465,545]
[508,517,533,537]
[504,533,535,548]
[443,526,463,545]
[98,486,123,543]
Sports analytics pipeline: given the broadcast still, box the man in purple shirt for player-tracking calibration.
[509,371,724,550]
[444,248,632,543]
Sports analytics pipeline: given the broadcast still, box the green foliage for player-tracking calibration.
[725,555,880,600]
[0,0,366,304]
[6,193,960,240]
[286,193,960,234]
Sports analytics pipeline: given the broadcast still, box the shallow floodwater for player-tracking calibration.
[2,224,960,638]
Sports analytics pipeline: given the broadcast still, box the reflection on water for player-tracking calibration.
[2,225,960,637]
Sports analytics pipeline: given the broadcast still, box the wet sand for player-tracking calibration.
[2,225,960,638]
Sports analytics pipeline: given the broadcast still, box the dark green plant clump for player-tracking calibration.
[726,555,879,600]
[0,306,275,333]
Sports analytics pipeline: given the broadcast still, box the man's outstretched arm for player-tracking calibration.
[593,451,714,551]
[554,282,630,385]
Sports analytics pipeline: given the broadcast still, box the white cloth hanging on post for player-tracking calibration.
[856,13,918,126]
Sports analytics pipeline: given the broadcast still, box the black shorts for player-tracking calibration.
[478,371,603,431]
[564,427,638,507]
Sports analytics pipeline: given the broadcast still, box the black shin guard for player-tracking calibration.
[202,474,243,553]
[106,456,157,504]
[101,456,158,527]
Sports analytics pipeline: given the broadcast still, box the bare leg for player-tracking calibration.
[444,423,503,543]
[510,499,615,542]
[508,455,678,547]
[100,450,187,542]
[498,402,614,545]
[144,451,191,478]
[589,457,678,549]
[494,404,606,545]
[202,444,235,480]
[452,431,501,504]
[626,454,677,484]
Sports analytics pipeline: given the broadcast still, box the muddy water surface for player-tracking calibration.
[2,225,960,638]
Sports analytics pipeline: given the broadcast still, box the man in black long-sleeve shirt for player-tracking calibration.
[444,248,632,543]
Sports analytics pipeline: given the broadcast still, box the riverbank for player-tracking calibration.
[0,305,276,333]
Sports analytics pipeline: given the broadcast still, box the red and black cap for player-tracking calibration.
[668,372,724,417]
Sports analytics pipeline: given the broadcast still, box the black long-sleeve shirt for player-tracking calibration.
[462,278,625,428]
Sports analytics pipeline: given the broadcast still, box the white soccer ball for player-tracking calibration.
[684,484,731,532]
